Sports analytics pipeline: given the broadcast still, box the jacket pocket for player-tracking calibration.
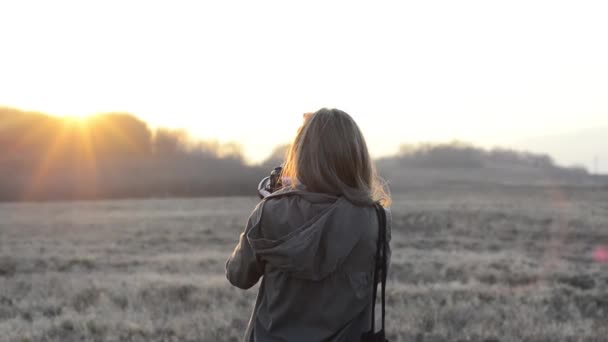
[348,271,373,299]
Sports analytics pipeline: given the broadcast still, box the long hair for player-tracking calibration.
[282,108,391,207]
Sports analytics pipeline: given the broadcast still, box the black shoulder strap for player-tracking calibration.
[369,203,387,335]
[379,204,387,333]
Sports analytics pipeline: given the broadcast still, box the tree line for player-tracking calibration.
[387,141,582,171]
[0,107,265,201]
[0,107,592,202]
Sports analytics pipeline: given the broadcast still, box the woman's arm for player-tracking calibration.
[225,202,265,290]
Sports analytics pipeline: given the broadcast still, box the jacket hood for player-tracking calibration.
[246,189,375,281]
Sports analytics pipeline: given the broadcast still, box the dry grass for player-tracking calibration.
[0,188,607,341]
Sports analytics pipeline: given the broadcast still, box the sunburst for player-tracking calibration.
[7,109,149,200]
[21,117,100,200]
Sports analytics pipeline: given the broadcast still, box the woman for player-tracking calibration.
[226,108,391,342]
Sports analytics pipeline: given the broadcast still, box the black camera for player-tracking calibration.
[257,166,284,199]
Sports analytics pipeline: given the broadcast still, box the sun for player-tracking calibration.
[59,113,95,121]
[54,113,100,128]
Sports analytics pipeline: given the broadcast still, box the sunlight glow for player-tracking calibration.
[19,116,133,200]
[75,120,99,198]
[61,114,96,121]
[23,121,73,200]
[1,0,607,169]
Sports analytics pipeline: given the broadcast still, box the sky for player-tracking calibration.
[1,0,607,171]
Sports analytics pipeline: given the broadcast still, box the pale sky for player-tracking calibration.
[1,0,607,171]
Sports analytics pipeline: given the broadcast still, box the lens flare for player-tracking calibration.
[593,246,608,263]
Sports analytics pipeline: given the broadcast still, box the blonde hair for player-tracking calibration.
[282,108,391,207]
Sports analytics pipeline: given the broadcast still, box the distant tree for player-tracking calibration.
[398,141,484,168]
[396,141,561,170]
[0,108,60,163]
[217,142,245,162]
[88,113,153,159]
[488,148,521,164]
[0,108,260,201]
[152,128,190,157]
[565,164,588,175]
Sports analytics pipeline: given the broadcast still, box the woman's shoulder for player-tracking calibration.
[264,186,340,205]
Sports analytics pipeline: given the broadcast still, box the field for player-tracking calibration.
[1,187,607,341]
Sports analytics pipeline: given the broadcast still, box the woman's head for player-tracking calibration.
[282,108,390,206]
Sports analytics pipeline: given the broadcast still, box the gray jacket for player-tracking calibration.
[226,188,391,342]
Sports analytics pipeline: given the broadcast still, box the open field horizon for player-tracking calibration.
[1,187,607,341]
[2,106,607,203]
[2,105,607,173]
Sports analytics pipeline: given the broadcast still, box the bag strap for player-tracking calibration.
[369,202,387,334]
[380,204,387,332]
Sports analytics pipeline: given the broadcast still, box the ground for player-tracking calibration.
[0,187,607,341]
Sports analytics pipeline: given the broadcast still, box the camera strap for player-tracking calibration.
[362,203,388,341]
